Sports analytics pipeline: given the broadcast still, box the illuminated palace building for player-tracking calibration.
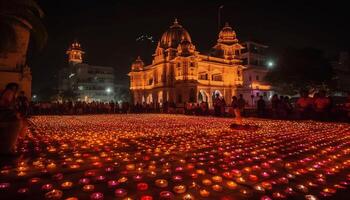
[129,19,272,107]
[58,41,115,102]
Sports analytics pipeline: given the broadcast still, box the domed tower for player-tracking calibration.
[212,23,243,60]
[131,56,144,71]
[66,41,84,65]
[154,19,192,61]
[218,22,238,45]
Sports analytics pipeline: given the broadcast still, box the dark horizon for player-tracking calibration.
[29,0,350,93]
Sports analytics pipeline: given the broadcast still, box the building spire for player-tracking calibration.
[174,18,178,25]
[170,17,182,28]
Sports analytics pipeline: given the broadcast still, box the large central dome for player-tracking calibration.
[159,19,192,49]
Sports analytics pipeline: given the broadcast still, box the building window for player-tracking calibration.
[237,70,240,77]
[190,68,194,75]
[249,76,252,81]
[212,74,223,81]
[190,62,195,67]
[199,73,208,80]
[148,78,153,85]
[256,75,259,81]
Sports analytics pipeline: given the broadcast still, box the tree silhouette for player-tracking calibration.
[265,48,334,95]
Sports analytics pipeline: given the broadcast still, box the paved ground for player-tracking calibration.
[0,114,350,200]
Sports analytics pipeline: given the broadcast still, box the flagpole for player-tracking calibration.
[218,5,224,32]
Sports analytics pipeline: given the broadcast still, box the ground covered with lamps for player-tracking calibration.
[0,114,350,200]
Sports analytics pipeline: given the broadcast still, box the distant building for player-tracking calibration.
[129,19,271,107]
[332,52,350,93]
[240,41,273,105]
[58,41,116,102]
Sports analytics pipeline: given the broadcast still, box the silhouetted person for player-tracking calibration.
[271,94,279,118]
[231,96,242,125]
[213,93,222,116]
[237,94,246,116]
[0,83,21,155]
[314,90,330,121]
[257,96,266,117]
[17,91,29,118]
[296,90,314,119]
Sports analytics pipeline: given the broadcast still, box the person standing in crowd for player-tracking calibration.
[237,94,246,116]
[220,97,226,116]
[213,93,222,116]
[283,96,293,118]
[231,96,242,125]
[17,91,29,117]
[277,95,287,118]
[296,90,314,119]
[313,90,331,121]
[257,96,266,117]
[0,83,22,156]
[271,94,279,118]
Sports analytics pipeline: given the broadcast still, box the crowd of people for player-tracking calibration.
[183,91,350,122]
[30,101,130,115]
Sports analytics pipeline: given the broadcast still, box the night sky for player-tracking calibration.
[29,0,350,93]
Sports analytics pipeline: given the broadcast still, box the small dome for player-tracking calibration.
[131,56,144,71]
[159,19,192,49]
[218,22,237,44]
[68,40,83,51]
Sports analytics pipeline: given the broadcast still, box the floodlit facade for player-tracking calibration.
[129,20,271,107]
[58,41,115,102]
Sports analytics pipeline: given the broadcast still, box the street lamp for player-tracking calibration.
[267,60,274,68]
[106,87,112,94]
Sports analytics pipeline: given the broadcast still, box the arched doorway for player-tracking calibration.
[146,94,153,104]
[198,90,209,102]
[158,91,163,104]
[212,90,223,104]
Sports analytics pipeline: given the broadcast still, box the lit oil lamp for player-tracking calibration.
[61,181,73,189]
[226,181,237,189]
[155,179,168,188]
[182,193,195,200]
[199,189,210,197]
[45,189,63,200]
[114,188,127,197]
[90,192,104,200]
[41,184,53,191]
[212,184,223,192]
[137,182,148,191]
[82,184,95,192]
[159,191,174,199]
[173,185,186,194]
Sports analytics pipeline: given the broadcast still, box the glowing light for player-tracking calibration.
[267,60,274,68]
[0,114,348,200]
[105,87,112,93]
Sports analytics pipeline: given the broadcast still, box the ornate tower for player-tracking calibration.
[131,56,144,71]
[66,41,84,65]
[212,22,243,60]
